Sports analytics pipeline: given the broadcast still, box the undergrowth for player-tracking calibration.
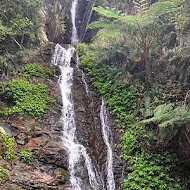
[19,149,34,163]
[2,79,52,118]
[21,63,53,78]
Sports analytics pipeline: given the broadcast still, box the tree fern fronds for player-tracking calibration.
[141,104,190,145]
[88,20,112,30]
[93,6,122,19]
[146,0,182,19]
[133,0,150,15]
[92,25,121,41]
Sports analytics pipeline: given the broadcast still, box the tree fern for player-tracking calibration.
[88,20,113,30]
[141,104,190,145]
[93,6,122,19]
[90,0,182,82]
[133,0,150,15]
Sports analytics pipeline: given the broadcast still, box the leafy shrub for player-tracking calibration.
[0,133,16,160]
[2,79,52,118]
[76,43,88,57]
[0,166,8,180]
[123,153,181,190]
[19,149,34,163]
[121,130,141,157]
[21,63,53,78]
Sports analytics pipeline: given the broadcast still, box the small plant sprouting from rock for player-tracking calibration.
[19,149,34,163]
[0,132,16,160]
[0,166,8,180]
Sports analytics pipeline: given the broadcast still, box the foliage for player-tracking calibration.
[141,104,190,145]
[0,0,42,48]
[133,0,150,15]
[89,1,182,82]
[45,0,66,41]
[21,63,53,78]
[0,132,16,160]
[123,152,181,190]
[78,0,189,188]
[0,53,16,79]
[77,43,182,189]
[19,149,34,163]
[2,79,52,118]
[0,166,8,180]
[76,43,89,57]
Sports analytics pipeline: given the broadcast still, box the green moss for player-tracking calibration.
[60,168,68,179]
[2,78,53,118]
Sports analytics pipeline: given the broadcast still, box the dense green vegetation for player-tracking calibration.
[2,78,52,118]
[0,62,54,118]
[21,63,53,78]
[77,0,190,189]
[0,0,43,79]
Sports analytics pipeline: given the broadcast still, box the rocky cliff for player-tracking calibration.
[0,43,125,190]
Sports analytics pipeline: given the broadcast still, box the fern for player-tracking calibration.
[93,6,121,19]
[88,20,112,30]
[133,0,150,15]
[141,104,190,145]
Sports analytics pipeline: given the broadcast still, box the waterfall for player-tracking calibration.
[100,99,116,190]
[71,0,79,44]
[79,1,95,42]
[52,44,101,190]
[52,0,116,189]
[81,71,90,96]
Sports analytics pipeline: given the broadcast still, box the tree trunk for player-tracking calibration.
[143,44,154,83]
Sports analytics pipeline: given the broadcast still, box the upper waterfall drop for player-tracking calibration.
[71,0,79,44]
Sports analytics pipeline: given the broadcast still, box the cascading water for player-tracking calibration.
[81,71,90,96]
[71,0,79,44]
[80,70,116,190]
[79,1,96,42]
[52,0,116,189]
[100,99,116,190]
[52,44,102,190]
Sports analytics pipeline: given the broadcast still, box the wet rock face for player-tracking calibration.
[72,67,126,189]
[63,0,95,43]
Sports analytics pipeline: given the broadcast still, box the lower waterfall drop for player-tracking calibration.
[52,44,101,190]
[100,99,116,190]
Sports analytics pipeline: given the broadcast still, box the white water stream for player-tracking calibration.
[52,44,101,190]
[52,0,116,189]
[71,0,79,44]
[100,99,116,190]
